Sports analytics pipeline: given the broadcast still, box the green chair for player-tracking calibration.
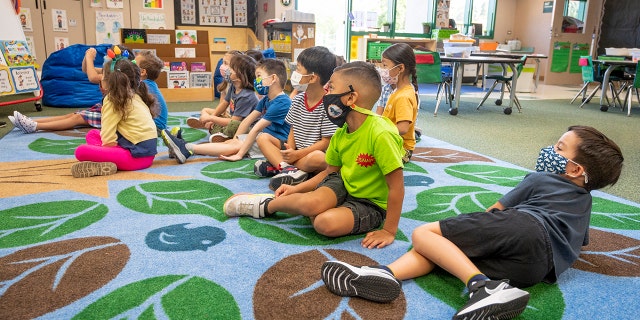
[414,51,451,116]
[476,55,527,114]
[623,61,640,116]
[570,55,621,110]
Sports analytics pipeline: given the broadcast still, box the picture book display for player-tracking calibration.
[170,61,188,71]
[121,28,147,44]
[190,72,212,88]
[167,71,190,89]
[1,40,36,66]
[175,47,196,58]
[175,30,197,44]
[190,62,206,72]
[147,34,171,44]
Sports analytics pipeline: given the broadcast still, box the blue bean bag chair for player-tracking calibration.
[41,44,111,108]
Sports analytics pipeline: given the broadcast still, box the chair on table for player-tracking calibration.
[414,51,450,116]
[477,55,527,114]
[571,56,624,110]
[622,61,640,116]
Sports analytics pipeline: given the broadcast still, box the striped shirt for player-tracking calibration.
[285,92,339,150]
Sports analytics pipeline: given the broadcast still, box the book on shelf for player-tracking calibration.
[190,72,212,88]
[121,28,147,44]
[190,62,206,72]
[0,40,35,66]
[175,30,197,44]
[167,71,190,89]
[170,61,187,71]
[162,61,170,72]
[175,47,196,58]
[147,34,170,44]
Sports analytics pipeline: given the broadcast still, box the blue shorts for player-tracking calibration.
[439,209,554,287]
[317,172,386,235]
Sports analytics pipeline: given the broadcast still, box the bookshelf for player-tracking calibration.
[122,29,213,102]
[264,22,316,77]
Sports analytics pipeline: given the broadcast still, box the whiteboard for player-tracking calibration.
[0,0,27,41]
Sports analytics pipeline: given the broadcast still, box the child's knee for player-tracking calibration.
[411,222,441,241]
[313,215,343,237]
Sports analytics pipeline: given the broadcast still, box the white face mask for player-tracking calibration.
[290,70,313,92]
[377,64,400,85]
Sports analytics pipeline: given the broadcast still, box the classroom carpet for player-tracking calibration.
[1,112,639,320]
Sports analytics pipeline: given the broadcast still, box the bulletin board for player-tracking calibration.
[0,0,41,97]
[173,0,257,31]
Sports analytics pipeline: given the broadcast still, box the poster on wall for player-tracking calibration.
[181,0,197,24]
[436,0,450,29]
[199,0,232,26]
[90,0,103,8]
[139,12,166,29]
[19,8,33,32]
[233,0,247,26]
[24,36,36,60]
[96,11,124,45]
[144,0,163,9]
[106,0,124,9]
[54,37,69,51]
[52,9,68,32]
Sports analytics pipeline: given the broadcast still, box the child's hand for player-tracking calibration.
[361,229,395,249]
[85,48,97,61]
[219,153,242,162]
[274,184,297,197]
[280,143,299,163]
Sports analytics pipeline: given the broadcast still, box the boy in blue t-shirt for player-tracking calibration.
[135,50,168,131]
[162,59,291,164]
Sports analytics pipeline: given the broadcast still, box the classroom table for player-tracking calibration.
[594,59,637,111]
[471,52,548,92]
[440,55,525,115]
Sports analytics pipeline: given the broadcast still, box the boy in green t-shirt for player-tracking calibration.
[223,61,405,249]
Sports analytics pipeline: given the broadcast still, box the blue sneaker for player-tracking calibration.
[167,127,182,159]
[161,129,192,164]
[254,160,279,177]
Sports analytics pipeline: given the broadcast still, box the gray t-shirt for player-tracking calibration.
[499,171,591,278]
[224,83,259,118]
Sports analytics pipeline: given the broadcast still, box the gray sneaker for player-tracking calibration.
[269,166,308,190]
[453,279,529,320]
[321,261,402,303]
[223,193,274,218]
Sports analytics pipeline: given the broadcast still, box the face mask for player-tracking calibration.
[290,71,312,92]
[323,86,355,127]
[254,75,273,95]
[535,146,568,174]
[220,65,231,81]
[378,65,400,85]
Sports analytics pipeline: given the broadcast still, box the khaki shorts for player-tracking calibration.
[236,133,264,159]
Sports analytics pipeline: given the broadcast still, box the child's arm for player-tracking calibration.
[396,120,412,136]
[362,167,404,249]
[486,201,505,212]
[83,48,103,84]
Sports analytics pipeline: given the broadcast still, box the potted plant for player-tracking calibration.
[422,22,431,35]
[382,22,391,32]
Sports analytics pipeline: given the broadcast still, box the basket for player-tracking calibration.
[367,42,392,60]
[431,29,459,40]
[479,42,499,51]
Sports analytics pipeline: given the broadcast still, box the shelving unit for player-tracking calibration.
[264,22,316,75]
[122,29,213,102]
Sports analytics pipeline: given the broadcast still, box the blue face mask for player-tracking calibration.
[254,75,273,95]
[535,145,568,174]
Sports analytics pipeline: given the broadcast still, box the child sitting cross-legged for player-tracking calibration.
[254,46,339,191]
[161,58,291,163]
[320,125,624,320]
[223,61,405,250]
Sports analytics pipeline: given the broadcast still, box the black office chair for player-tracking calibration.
[476,55,527,114]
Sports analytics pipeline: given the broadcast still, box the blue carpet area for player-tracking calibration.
[1,112,639,319]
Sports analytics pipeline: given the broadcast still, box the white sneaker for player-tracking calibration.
[209,132,230,143]
[321,261,402,303]
[453,279,530,320]
[223,193,274,218]
[8,115,26,133]
[186,117,206,129]
[14,112,37,133]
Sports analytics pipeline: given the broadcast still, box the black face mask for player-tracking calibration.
[323,85,354,128]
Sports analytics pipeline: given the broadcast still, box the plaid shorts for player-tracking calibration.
[76,103,102,128]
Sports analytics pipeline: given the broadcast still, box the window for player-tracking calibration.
[446,0,496,37]
[563,0,587,33]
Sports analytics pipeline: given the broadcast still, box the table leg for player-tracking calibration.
[599,65,615,109]
[451,62,463,115]
[533,58,540,93]
[508,63,518,112]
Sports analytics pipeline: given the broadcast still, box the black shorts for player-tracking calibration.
[317,172,386,235]
[439,209,554,287]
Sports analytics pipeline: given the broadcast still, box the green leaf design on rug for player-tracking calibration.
[445,164,528,187]
[166,115,207,142]
[0,201,108,248]
[201,160,261,180]
[414,270,564,319]
[238,213,408,245]
[117,180,232,221]
[167,115,187,127]
[404,161,428,174]
[72,275,240,320]
[28,138,84,155]
[590,197,640,230]
[403,186,502,222]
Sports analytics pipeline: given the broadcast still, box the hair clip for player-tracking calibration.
[108,45,128,71]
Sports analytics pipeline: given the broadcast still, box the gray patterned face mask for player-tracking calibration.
[535,145,589,183]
